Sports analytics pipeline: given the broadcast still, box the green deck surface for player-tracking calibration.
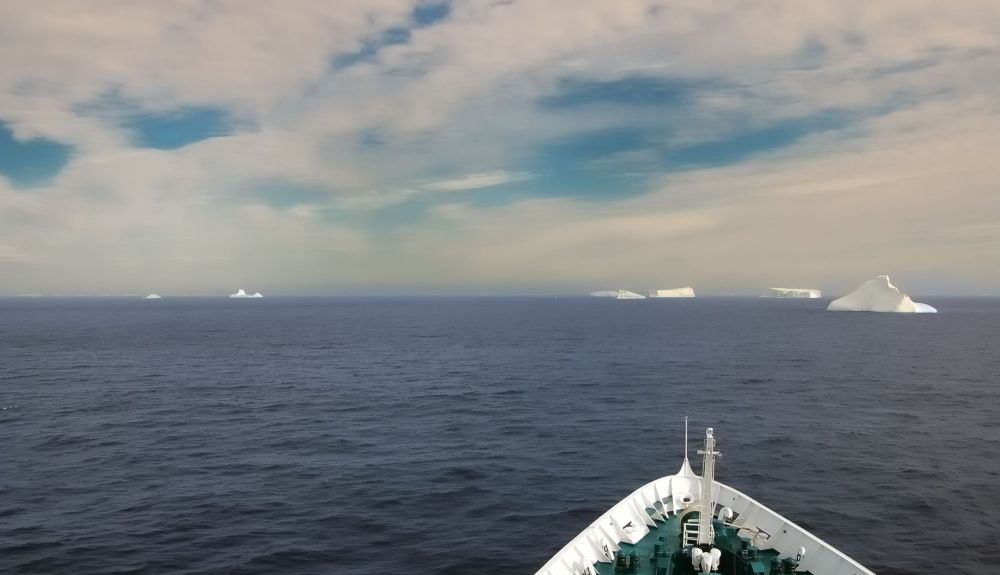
[594,514,681,575]
[590,514,812,575]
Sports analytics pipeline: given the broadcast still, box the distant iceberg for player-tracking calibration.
[615,290,645,300]
[648,287,695,298]
[230,289,264,299]
[760,287,821,298]
[589,290,620,298]
[827,275,936,313]
[144,294,162,300]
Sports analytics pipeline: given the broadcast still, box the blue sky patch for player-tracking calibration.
[666,110,850,168]
[122,106,234,150]
[413,2,451,27]
[871,58,939,77]
[414,132,637,208]
[332,27,412,69]
[458,109,857,206]
[538,127,651,164]
[539,75,710,110]
[356,129,386,150]
[0,120,73,188]
[493,126,657,201]
[330,3,450,70]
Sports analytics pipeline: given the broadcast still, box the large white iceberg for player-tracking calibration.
[760,287,821,298]
[615,290,645,300]
[230,289,264,299]
[648,287,695,298]
[143,294,162,299]
[827,275,936,313]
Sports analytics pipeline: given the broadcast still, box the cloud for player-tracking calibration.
[0,242,29,263]
[1,1,1000,294]
[332,187,421,210]
[422,170,532,191]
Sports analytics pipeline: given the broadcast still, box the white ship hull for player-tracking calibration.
[535,450,874,575]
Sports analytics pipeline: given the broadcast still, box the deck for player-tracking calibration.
[591,514,813,575]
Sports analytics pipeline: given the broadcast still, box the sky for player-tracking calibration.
[1,1,999,296]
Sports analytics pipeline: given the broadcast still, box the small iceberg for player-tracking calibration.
[760,287,821,298]
[230,289,264,299]
[589,290,620,298]
[827,275,936,313]
[143,294,162,299]
[615,289,646,300]
[648,287,695,298]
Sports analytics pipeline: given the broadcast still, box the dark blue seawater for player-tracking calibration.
[2,297,998,575]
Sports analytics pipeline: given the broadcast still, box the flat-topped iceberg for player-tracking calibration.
[589,289,646,299]
[230,289,263,299]
[649,287,695,298]
[760,287,821,298]
[144,294,162,299]
[589,290,620,298]
[615,289,645,300]
[827,275,936,313]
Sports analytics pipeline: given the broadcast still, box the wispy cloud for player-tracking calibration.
[422,170,532,191]
[0,242,29,263]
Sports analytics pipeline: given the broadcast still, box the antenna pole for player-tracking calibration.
[696,427,721,546]
[684,417,689,460]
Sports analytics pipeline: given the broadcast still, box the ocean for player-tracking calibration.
[2,296,998,574]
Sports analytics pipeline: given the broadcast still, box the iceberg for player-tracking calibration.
[144,294,162,299]
[760,287,821,298]
[648,287,695,298]
[615,290,645,300]
[229,289,264,299]
[589,290,620,298]
[827,275,936,313]
[590,289,646,299]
